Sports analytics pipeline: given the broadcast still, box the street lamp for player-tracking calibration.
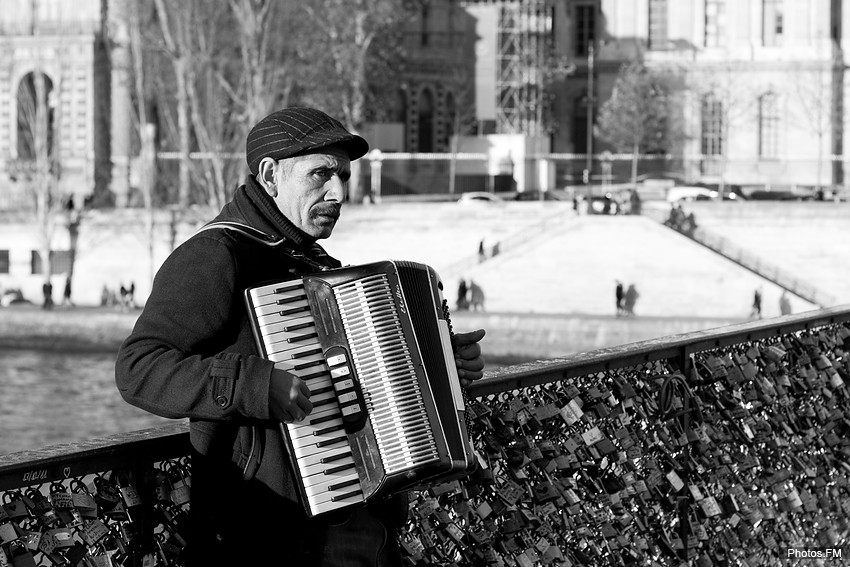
[585,42,595,199]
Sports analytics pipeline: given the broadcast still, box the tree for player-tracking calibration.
[15,70,63,297]
[686,62,759,199]
[789,63,834,192]
[298,0,417,202]
[140,0,305,208]
[594,61,673,190]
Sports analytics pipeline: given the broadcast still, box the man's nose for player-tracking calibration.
[325,175,347,201]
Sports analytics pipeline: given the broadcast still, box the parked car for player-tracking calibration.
[457,191,504,205]
[0,289,28,306]
[667,185,741,202]
[513,190,568,201]
[745,186,816,201]
[818,186,850,201]
[666,186,717,202]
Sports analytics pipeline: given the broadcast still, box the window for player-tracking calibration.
[763,0,784,46]
[572,92,590,153]
[576,4,596,57]
[705,0,726,47]
[0,250,9,274]
[758,92,780,158]
[420,4,430,47]
[31,250,72,275]
[701,94,724,157]
[648,0,668,50]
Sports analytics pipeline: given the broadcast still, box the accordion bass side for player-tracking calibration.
[244,260,476,517]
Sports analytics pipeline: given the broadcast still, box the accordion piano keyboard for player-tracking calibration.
[248,279,365,515]
[334,274,440,474]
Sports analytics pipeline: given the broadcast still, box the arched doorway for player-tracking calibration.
[417,88,435,153]
[16,71,56,163]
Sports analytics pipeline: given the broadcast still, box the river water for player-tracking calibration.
[0,348,510,456]
[0,349,175,455]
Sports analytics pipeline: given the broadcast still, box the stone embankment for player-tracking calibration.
[1,304,742,366]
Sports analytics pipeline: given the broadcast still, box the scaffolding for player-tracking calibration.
[463,0,554,135]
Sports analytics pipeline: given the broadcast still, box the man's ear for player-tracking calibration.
[257,158,277,197]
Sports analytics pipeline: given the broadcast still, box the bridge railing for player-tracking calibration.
[3,306,850,566]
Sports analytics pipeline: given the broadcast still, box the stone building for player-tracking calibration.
[565,0,850,188]
[0,0,132,211]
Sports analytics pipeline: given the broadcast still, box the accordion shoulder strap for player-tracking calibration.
[196,221,332,272]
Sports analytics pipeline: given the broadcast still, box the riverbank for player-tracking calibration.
[0,304,138,352]
[0,303,744,367]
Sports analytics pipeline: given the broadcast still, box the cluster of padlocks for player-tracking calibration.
[0,460,190,566]
[1,323,848,566]
[398,324,850,566]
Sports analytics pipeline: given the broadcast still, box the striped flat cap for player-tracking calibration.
[246,107,369,175]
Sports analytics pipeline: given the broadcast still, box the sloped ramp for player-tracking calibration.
[644,206,837,308]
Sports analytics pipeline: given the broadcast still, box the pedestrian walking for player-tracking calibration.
[478,239,486,263]
[62,274,74,307]
[750,287,763,319]
[623,284,639,316]
[615,280,624,316]
[119,284,129,311]
[457,279,469,311]
[779,291,791,316]
[42,280,54,310]
[469,280,486,311]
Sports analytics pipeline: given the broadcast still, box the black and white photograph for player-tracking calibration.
[1,1,849,565]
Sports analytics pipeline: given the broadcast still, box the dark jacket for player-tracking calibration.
[114,176,342,502]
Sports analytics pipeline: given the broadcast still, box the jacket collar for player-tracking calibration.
[242,175,316,250]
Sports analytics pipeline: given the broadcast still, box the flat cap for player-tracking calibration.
[246,107,369,175]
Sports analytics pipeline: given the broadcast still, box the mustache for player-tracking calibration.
[310,203,341,219]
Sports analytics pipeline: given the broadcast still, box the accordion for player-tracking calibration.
[244,260,476,517]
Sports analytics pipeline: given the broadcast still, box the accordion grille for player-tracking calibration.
[334,274,439,474]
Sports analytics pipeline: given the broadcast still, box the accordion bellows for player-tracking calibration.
[245,260,475,516]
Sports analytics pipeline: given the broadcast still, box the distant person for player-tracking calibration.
[100,284,109,307]
[478,239,486,262]
[128,281,136,309]
[624,284,639,316]
[779,291,791,316]
[62,274,74,307]
[119,284,129,311]
[664,203,684,230]
[750,287,763,319]
[629,188,642,215]
[42,280,54,310]
[682,212,698,235]
[469,280,486,311]
[457,279,469,311]
[615,281,625,317]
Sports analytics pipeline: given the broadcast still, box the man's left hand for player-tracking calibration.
[454,328,486,387]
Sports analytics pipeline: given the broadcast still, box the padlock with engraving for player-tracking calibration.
[48,482,80,526]
[23,489,59,529]
[70,480,99,521]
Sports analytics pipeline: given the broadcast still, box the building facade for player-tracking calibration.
[564,0,850,188]
[0,0,132,211]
